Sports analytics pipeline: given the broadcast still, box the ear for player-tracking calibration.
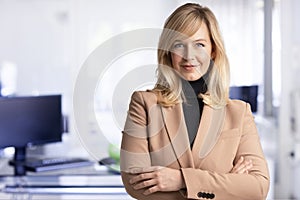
[211,50,216,60]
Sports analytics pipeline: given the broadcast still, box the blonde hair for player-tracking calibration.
[152,3,230,109]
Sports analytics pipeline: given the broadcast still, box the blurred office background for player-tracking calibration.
[0,0,299,199]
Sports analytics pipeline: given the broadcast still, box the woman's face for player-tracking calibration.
[170,23,212,81]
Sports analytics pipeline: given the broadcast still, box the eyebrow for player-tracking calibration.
[173,38,208,43]
[173,40,183,43]
[194,38,208,43]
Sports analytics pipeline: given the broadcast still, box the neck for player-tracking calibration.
[188,77,207,95]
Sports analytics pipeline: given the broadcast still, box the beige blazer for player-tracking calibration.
[121,91,270,200]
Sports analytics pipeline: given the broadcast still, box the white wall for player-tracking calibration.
[0,0,179,158]
[277,0,300,199]
[0,0,177,111]
[0,0,73,114]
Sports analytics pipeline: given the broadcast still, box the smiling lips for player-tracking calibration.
[181,64,199,71]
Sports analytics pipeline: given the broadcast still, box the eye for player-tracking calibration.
[195,43,205,48]
[173,43,184,49]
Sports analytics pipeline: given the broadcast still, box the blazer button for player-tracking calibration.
[197,192,203,198]
[197,192,215,199]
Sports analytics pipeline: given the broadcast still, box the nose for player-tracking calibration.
[184,45,196,60]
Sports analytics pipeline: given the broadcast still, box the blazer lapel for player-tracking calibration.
[191,105,226,167]
[160,104,194,168]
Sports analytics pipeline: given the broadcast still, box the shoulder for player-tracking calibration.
[130,90,158,107]
[225,99,252,116]
[226,99,247,109]
[223,99,254,128]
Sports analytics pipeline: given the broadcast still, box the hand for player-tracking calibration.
[230,156,253,174]
[129,166,185,195]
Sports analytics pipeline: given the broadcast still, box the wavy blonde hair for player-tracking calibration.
[152,3,230,109]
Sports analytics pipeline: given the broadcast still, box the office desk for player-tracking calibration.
[0,158,133,200]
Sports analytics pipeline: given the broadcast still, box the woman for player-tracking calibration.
[120,3,269,200]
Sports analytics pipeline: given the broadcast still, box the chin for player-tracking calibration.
[184,75,202,81]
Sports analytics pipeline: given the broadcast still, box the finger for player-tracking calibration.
[143,185,159,195]
[231,157,244,173]
[243,160,251,168]
[130,171,158,184]
[245,160,253,170]
[140,166,163,173]
[235,164,246,174]
[237,160,253,174]
[237,156,244,165]
[129,166,162,174]
[133,179,157,190]
[128,167,144,174]
[233,161,246,173]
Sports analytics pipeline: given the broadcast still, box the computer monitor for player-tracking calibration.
[229,85,258,113]
[0,95,62,175]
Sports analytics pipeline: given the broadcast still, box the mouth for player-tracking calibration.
[181,64,200,70]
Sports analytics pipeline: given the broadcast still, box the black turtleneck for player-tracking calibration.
[182,77,207,147]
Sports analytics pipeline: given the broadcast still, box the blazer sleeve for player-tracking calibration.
[181,103,270,200]
[120,91,184,200]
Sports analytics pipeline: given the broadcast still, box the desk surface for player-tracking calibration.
[0,157,133,199]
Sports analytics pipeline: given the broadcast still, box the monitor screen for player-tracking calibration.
[0,95,62,175]
[0,95,62,149]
